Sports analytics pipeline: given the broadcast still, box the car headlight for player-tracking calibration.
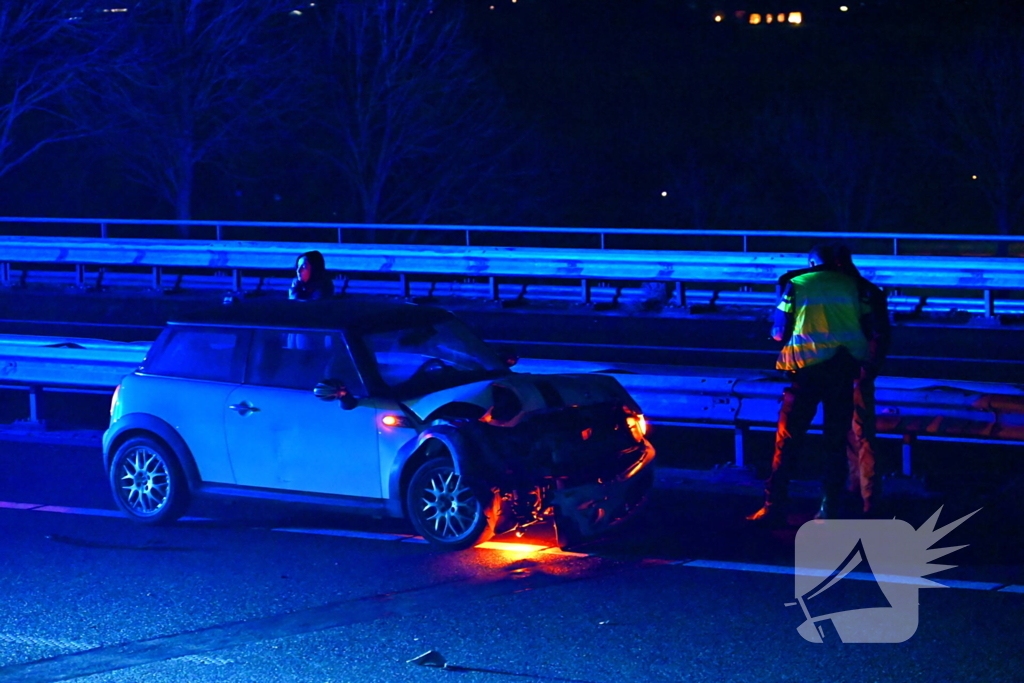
[625,414,647,441]
[109,384,121,419]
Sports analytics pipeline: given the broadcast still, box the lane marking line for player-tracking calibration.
[272,527,415,542]
[0,501,41,510]
[678,559,1014,592]
[0,633,234,666]
[33,505,123,518]
[4,500,1022,593]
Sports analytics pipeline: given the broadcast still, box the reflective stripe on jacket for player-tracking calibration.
[777,269,870,371]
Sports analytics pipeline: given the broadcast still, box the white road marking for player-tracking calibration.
[272,527,415,542]
[678,558,1015,592]
[3,499,1022,593]
[0,501,39,510]
[0,633,233,666]
[33,505,123,518]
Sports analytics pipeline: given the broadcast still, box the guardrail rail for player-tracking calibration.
[3,234,1024,316]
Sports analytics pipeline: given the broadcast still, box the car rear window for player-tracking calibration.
[141,327,248,383]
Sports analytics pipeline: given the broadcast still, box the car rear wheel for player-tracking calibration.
[109,436,190,524]
[406,457,495,550]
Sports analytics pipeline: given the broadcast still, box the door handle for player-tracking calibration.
[229,401,260,416]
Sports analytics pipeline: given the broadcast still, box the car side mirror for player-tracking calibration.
[495,344,518,368]
[314,379,358,410]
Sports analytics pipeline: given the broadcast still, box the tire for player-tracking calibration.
[553,508,584,551]
[405,457,495,550]
[109,436,190,524]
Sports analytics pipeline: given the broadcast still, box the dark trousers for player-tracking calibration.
[765,350,860,506]
[847,375,878,512]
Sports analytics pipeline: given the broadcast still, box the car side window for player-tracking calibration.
[141,327,248,383]
[246,329,361,391]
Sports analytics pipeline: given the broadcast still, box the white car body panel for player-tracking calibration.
[223,385,381,498]
[122,373,237,484]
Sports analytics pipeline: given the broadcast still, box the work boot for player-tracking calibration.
[746,503,787,526]
[861,497,887,519]
[814,496,841,520]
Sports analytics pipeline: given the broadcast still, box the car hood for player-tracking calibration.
[402,372,641,426]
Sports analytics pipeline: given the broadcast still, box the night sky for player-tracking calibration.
[2,0,1022,235]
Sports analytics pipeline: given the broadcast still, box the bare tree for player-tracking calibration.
[754,99,896,234]
[658,145,761,233]
[307,0,530,227]
[0,3,110,187]
[917,29,1024,241]
[88,0,299,234]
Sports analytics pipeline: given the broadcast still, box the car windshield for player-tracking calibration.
[361,319,509,396]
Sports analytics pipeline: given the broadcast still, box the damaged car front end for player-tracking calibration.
[392,370,656,550]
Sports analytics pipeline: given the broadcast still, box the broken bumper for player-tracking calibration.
[551,439,656,545]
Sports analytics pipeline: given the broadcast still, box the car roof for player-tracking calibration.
[169,297,453,333]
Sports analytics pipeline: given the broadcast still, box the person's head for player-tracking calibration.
[834,243,856,272]
[295,250,326,283]
[808,243,837,269]
[809,241,859,276]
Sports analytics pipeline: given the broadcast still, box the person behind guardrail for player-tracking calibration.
[836,245,891,518]
[747,243,873,525]
[289,250,334,301]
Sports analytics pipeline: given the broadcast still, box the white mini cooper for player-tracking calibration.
[103,299,655,549]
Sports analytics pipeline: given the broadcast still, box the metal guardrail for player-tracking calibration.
[4,268,1020,316]
[1,216,1022,255]
[2,335,1022,476]
[3,236,1024,315]
[2,270,1024,317]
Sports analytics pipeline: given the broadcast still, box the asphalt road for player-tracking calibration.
[1,438,1023,682]
[2,287,1024,681]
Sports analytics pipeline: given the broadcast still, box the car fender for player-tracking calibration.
[103,413,202,489]
[386,421,485,516]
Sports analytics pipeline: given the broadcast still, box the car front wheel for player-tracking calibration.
[406,457,495,550]
[109,436,190,524]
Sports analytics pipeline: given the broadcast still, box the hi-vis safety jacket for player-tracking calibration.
[776,269,870,371]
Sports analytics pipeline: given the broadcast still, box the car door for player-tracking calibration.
[224,328,381,499]
[135,326,250,484]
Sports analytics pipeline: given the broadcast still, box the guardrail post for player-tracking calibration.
[100,222,108,239]
[671,281,686,308]
[75,264,85,288]
[216,224,223,240]
[152,266,162,290]
[1,262,8,286]
[400,273,411,299]
[28,385,44,426]
[489,276,499,301]
[901,434,914,476]
[984,289,995,317]
[734,426,746,468]
[232,269,242,292]
[581,279,591,305]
